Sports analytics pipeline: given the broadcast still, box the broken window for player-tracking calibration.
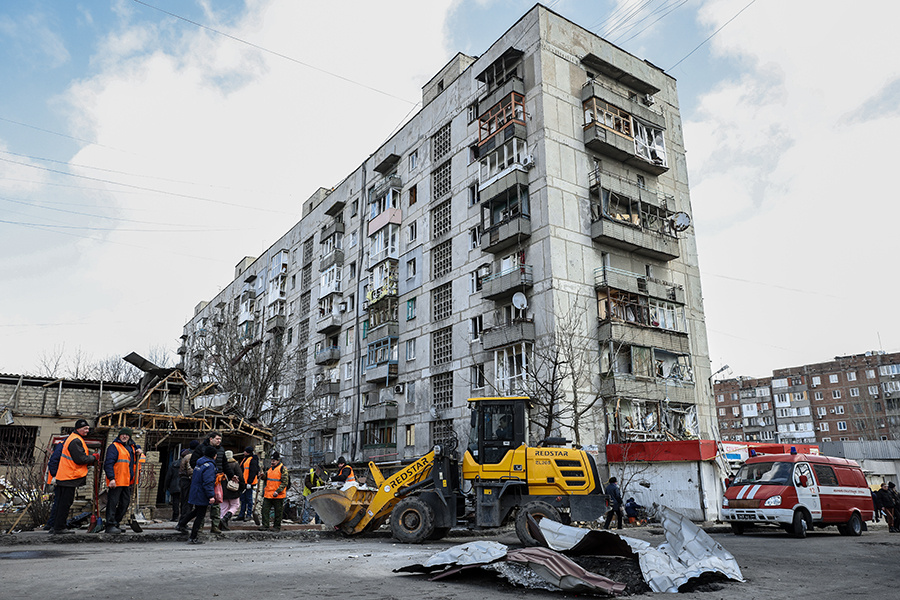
[478,92,525,145]
[583,98,633,137]
[0,426,38,465]
[495,342,532,395]
[632,119,667,167]
[482,184,529,229]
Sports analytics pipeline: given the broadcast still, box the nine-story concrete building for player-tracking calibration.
[179,4,713,473]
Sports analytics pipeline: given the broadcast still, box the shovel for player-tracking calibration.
[88,464,105,533]
[128,461,143,533]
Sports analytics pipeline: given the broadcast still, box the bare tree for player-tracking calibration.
[35,344,66,378]
[90,355,141,383]
[190,316,312,440]
[66,346,93,380]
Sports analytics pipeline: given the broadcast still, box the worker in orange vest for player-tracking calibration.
[51,419,99,535]
[332,456,356,484]
[103,427,140,534]
[236,446,259,522]
[259,451,288,531]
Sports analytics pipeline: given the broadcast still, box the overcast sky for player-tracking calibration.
[1,0,898,379]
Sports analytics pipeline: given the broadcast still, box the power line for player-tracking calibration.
[0,155,294,215]
[0,217,235,234]
[667,0,760,71]
[0,196,243,230]
[0,116,126,152]
[613,0,690,45]
[132,0,417,106]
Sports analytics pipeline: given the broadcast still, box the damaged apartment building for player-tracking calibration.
[179,5,713,473]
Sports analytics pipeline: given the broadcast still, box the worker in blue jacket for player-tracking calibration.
[42,440,65,531]
[174,445,218,544]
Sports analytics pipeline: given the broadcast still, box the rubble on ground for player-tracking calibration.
[395,506,744,595]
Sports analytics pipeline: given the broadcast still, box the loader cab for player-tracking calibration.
[467,396,529,464]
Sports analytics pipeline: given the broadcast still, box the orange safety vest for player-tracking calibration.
[340,465,356,483]
[264,463,286,499]
[242,456,258,485]
[57,432,89,482]
[111,441,134,486]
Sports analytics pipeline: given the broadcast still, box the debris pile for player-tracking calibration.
[396,506,744,595]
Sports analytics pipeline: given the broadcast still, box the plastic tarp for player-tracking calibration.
[539,506,744,593]
[424,541,508,568]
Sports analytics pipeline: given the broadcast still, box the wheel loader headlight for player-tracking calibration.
[764,495,782,507]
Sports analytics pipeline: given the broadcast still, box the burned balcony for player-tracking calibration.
[314,346,341,365]
[594,266,685,304]
[313,380,340,397]
[365,336,399,383]
[599,321,689,355]
[478,91,526,155]
[481,319,535,351]
[482,264,533,301]
[582,82,667,176]
[589,170,679,261]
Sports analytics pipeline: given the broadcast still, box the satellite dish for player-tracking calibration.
[512,292,528,310]
[671,211,691,232]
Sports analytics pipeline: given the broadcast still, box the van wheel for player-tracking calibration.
[515,501,561,546]
[791,511,807,538]
[730,523,745,535]
[839,513,863,536]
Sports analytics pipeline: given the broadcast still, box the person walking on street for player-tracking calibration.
[51,419,99,535]
[260,452,288,532]
[176,445,218,544]
[875,482,896,531]
[103,427,140,534]
[190,432,225,533]
[236,446,259,522]
[888,482,900,532]
[603,476,624,530]
[179,441,199,519]
[165,452,182,522]
[220,450,244,530]
[332,457,355,484]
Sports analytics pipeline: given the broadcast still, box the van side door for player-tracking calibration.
[793,462,821,520]
[811,463,840,522]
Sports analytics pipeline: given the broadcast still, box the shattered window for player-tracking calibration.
[633,119,667,167]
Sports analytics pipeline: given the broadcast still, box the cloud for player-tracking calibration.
[0,0,456,374]
[0,11,70,69]
[687,0,900,374]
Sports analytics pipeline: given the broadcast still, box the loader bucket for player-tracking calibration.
[308,486,377,533]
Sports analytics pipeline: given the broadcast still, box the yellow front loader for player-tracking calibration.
[308,397,607,545]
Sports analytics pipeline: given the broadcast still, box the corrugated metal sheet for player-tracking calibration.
[821,440,900,460]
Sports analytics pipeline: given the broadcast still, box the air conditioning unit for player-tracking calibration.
[830,408,836,414]
[642,93,655,106]
[521,154,535,169]
[339,302,347,313]
[394,383,405,394]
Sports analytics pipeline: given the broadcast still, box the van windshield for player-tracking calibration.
[733,461,793,486]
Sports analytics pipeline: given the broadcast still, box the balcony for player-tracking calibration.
[323,195,345,217]
[366,277,398,305]
[314,346,341,365]
[363,402,398,421]
[319,279,342,298]
[598,321,689,355]
[481,214,531,254]
[313,380,340,396]
[478,92,526,154]
[599,374,695,405]
[319,248,344,272]
[479,165,529,201]
[316,312,341,334]
[367,207,402,238]
[321,220,344,242]
[266,315,286,333]
[372,174,402,200]
[367,321,399,339]
[482,319,535,351]
[591,217,679,261]
[482,264,533,301]
[594,266,685,304]
[478,76,525,119]
[365,362,398,383]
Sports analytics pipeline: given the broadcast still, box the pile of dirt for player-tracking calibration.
[570,555,651,595]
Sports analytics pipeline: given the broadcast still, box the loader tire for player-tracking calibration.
[515,501,561,547]
[391,497,435,544]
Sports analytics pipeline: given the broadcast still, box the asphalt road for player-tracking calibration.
[1,524,897,599]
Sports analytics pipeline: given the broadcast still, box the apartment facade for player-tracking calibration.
[715,351,900,445]
[179,6,713,470]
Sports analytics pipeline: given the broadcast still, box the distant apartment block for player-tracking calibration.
[714,351,900,444]
[179,5,713,469]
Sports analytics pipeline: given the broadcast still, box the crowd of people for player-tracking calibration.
[873,481,900,532]
[47,419,352,545]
